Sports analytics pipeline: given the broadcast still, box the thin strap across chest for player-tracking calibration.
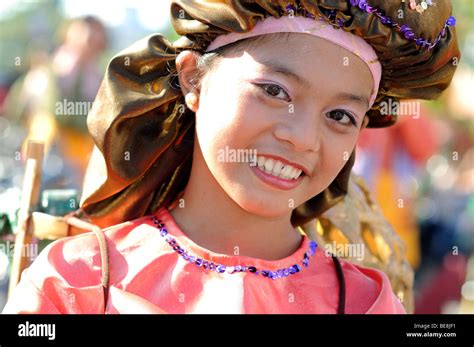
[63,213,110,312]
[93,227,110,311]
[331,255,346,314]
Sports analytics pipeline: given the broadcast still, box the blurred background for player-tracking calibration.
[0,0,472,313]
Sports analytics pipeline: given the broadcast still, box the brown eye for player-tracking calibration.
[257,83,291,102]
[326,109,357,126]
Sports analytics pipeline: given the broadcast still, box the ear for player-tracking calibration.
[175,50,202,112]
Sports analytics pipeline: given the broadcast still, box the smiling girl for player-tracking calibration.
[4,0,459,314]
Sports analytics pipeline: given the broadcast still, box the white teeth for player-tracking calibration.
[271,160,284,176]
[279,165,292,179]
[264,158,274,174]
[253,156,303,180]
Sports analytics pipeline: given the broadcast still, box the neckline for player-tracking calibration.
[151,207,313,271]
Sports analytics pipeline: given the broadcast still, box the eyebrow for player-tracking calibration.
[259,60,311,88]
[334,92,370,110]
[260,60,370,109]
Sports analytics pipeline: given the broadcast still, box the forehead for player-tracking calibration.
[218,33,374,99]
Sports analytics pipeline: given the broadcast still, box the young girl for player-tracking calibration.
[4,0,459,314]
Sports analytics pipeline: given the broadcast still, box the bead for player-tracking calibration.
[208,262,215,270]
[283,269,290,277]
[261,270,269,277]
[195,258,203,266]
[404,30,415,40]
[160,228,168,237]
[365,5,374,13]
[248,266,257,273]
[421,1,428,10]
[234,265,242,272]
[293,264,301,273]
[309,241,317,256]
[202,261,209,269]
[409,2,416,10]
[189,255,196,263]
[216,265,226,273]
[350,0,360,6]
[446,16,456,26]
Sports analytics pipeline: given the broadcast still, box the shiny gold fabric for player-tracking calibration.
[79,0,460,229]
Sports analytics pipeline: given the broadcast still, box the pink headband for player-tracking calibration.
[205,16,382,108]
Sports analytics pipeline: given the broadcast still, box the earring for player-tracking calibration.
[185,93,198,107]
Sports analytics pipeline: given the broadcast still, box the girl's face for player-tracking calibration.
[180,33,373,219]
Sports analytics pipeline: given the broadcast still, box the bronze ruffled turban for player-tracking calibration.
[78,0,460,228]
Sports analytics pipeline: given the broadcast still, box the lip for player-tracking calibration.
[249,162,305,191]
[256,153,310,176]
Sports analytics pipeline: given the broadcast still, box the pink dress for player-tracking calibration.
[3,207,406,314]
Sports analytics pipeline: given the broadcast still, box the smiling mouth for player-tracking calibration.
[249,154,307,180]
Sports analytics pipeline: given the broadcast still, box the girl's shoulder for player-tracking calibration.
[338,257,406,314]
[306,246,406,314]
[3,215,155,314]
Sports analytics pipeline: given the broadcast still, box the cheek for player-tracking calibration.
[196,83,264,158]
[194,80,266,183]
[305,132,357,197]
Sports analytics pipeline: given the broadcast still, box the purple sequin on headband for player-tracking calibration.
[286,0,456,50]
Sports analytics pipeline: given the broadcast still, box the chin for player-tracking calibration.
[231,191,293,219]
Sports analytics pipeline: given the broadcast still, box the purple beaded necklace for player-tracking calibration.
[150,215,318,280]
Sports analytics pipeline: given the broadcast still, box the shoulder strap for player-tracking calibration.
[331,255,346,314]
[64,213,110,312]
[92,226,110,312]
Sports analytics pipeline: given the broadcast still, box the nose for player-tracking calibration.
[273,112,321,153]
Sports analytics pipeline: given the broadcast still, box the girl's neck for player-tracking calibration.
[169,148,303,261]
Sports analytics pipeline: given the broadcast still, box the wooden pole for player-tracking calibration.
[8,141,44,297]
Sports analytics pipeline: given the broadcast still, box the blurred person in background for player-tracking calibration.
[2,15,107,190]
